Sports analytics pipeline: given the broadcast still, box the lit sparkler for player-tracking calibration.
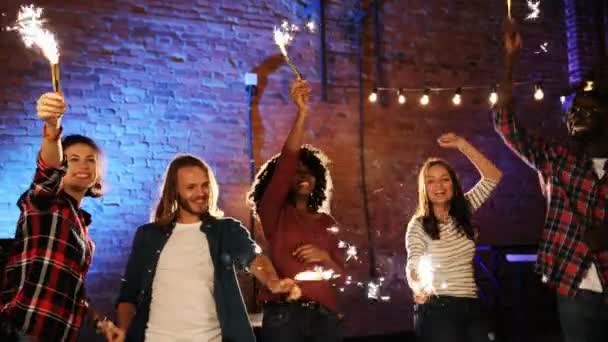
[7,5,61,92]
[525,1,541,21]
[417,254,436,294]
[273,20,303,79]
[294,266,337,281]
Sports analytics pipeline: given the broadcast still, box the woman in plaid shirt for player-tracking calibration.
[0,92,123,342]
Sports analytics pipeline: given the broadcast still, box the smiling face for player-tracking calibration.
[290,161,317,197]
[424,164,454,206]
[62,143,99,195]
[565,93,607,140]
[176,165,210,222]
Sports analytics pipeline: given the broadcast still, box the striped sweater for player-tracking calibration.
[405,178,498,298]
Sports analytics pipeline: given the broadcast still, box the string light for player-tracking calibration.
[420,89,430,106]
[559,95,566,105]
[534,82,544,101]
[368,88,378,103]
[397,89,406,104]
[452,88,462,106]
[489,86,499,105]
[367,80,555,106]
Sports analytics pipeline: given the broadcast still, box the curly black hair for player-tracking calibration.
[247,144,333,218]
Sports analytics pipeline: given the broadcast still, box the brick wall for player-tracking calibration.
[0,0,594,338]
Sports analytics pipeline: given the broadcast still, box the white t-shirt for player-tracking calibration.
[145,221,221,342]
[578,158,607,293]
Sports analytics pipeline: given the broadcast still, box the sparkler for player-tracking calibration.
[294,266,337,281]
[8,5,61,92]
[417,254,436,294]
[525,1,541,21]
[346,245,358,262]
[367,277,390,302]
[273,20,303,79]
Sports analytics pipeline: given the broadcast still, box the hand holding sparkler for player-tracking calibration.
[504,19,522,58]
[409,255,436,304]
[37,92,65,128]
[290,79,311,114]
[267,278,302,301]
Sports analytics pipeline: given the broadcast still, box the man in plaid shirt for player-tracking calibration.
[0,92,123,342]
[495,20,608,342]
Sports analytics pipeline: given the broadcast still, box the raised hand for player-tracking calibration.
[290,79,310,114]
[36,92,65,126]
[437,133,466,150]
[504,18,522,58]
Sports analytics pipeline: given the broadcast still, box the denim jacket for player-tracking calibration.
[116,216,259,342]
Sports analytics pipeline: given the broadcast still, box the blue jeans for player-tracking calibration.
[261,301,341,342]
[557,290,608,342]
[414,296,496,342]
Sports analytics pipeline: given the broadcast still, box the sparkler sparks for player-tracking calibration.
[525,1,541,21]
[417,254,436,294]
[273,20,302,79]
[7,5,61,91]
[294,266,337,281]
[534,41,549,54]
[8,5,59,64]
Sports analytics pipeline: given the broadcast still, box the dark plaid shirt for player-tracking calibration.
[494,106,608,298]
[0,157,95,342]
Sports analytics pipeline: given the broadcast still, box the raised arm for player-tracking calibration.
[437,133,502,183]
[258,80,311,238]
[37,92,65,167]
[493,19,562,175]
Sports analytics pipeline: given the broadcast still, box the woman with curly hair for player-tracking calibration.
[405,133,502,342]
[247,79,344,342]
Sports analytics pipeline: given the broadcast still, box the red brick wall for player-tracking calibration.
[0,0,588,338]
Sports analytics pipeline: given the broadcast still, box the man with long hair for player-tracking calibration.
[116,154,299,342]
[496,19,608,342]
[0,92,123,342]
[247,80,345,342]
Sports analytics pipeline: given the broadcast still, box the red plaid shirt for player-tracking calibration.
[494,106,608,298]
[0,157,95,342]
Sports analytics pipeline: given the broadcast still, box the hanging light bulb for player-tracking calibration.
[534,83,544,101]
[369,88,378,103]
[559,95,566,105]
[420,89,430,106]
[398,89,406,104]
[489,85,498,105]
[452,88,462,106]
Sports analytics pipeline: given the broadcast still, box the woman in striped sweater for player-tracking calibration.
[405,132,502,342]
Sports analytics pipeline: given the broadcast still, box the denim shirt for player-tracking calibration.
[117,216,259,342]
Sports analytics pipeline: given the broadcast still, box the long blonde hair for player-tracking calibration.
[152,154,223,226]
